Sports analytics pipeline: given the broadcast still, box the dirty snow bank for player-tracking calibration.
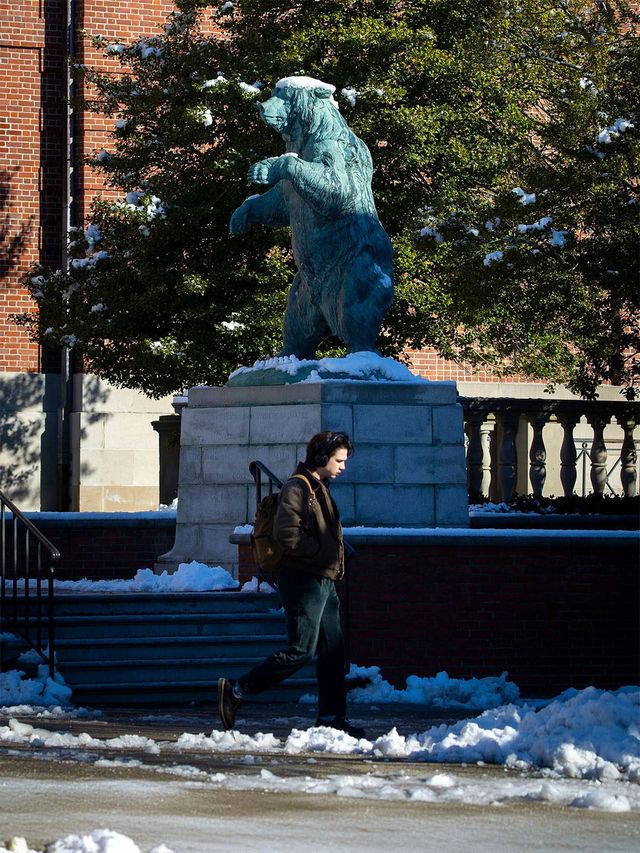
[370,686,640,782]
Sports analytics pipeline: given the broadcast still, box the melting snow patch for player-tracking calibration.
[50,561,239,593]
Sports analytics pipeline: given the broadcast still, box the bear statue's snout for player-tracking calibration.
[256,96,288,130]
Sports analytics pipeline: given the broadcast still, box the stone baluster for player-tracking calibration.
[496,411,519,501]
[619,414,638,497]
[527,412,548,497]
[587,414,610,495]
[481,423,493,496]
[465,411,486,496]
[557,413,579,497]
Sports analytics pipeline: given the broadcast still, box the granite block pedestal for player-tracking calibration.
[156,381,468,576]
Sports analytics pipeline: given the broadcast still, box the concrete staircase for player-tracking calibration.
[3,592,317,707]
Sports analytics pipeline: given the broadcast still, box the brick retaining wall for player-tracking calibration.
[239,532,639,696]
[18,513,177,580]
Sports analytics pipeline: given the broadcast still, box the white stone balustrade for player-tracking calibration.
[460,398,640,500]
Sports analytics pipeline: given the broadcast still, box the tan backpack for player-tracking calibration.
[250,474,312,572]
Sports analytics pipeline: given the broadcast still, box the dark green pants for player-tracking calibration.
[238,566,347,719]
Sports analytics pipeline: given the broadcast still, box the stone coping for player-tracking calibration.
[230,526,639,549]
[16,512,177,528]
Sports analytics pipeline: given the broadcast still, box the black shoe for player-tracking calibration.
[218,678,242,730]
[315,716,366,739]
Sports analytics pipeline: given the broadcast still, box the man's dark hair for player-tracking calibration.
[305,431,354,469]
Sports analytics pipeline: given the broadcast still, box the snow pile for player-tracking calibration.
[0,666,72,710]
[0,719,159,753]
[51,561,238,593]
[176,729,280,753]
[229,352,426,384]
[0,828,174,853]
[334,666,520,710]
[240,576,276,593]
[371,686,640,781]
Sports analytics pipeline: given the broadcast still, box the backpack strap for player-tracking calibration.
[287,473,315,507]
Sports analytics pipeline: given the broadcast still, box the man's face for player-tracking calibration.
[316,447,349,481]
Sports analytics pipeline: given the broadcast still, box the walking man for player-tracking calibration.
[218,431,365,738]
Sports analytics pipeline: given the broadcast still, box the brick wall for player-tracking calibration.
[0,0,67,372]
[12,514,177,580]
[0,0,190,375]
[239,537,639,696]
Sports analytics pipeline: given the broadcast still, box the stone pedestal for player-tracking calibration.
[156,381,469,576]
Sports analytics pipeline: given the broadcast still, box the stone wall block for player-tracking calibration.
[329,483,355,525]
[203,444,297,485]
[249,404,321,444]
[340,445,394,484]
[197,526,241,567]
[321,382,457,406]
[353,405,432,444]
[80,450,136,486]
[104,412,159,451]
[433,404,465,445]
[132,450,164,487]
[156,522,201,569]
[320,403,354,436]
[180,407,250,446]
[178,484,247,523]
[179,446,203,484]
[73,412,105,450]
[395,446,466,484]
[356,485,435,526]
[435,485,471,527]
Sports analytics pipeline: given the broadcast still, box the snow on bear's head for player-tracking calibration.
[257,76,346,147]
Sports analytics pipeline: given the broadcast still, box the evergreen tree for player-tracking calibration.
[16,0,639,399]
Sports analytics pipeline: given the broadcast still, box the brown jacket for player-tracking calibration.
[274,463,344,580]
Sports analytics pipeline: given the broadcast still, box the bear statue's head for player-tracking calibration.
[257,76,347,147]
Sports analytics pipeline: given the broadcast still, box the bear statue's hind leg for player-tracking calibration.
[279,275,331,359]
[335,255,394,354]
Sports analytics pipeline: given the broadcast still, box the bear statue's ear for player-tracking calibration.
[313,87,333,100]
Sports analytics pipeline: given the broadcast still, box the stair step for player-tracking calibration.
[48,592,281,617]
[55,634,289,661]
[71,680,315,707]
[49,611,286,639]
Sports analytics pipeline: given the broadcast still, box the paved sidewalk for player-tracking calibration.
[2,702,639,853]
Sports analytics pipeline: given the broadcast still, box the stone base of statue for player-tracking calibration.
[156,357,469,577]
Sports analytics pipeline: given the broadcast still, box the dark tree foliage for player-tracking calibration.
[15,0,639,398]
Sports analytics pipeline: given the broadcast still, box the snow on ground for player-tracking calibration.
[239,575,276,593]
[301,666,520,710]
[0,829,171,853]
[19,561,238,594]
[1,680,638,790]
[0,665,73,712]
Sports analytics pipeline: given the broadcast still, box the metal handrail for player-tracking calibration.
[249,461,283,511]
[0,491,60,679]
[248,461,284,591]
